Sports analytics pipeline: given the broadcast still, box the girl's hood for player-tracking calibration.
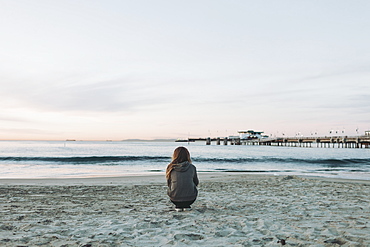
[173,161,191,172]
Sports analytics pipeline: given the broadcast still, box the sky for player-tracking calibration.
[1,0,370,140]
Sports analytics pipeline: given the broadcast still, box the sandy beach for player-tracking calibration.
[1,174,369,246]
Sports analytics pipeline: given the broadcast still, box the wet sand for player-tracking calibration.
[1,174,369,246]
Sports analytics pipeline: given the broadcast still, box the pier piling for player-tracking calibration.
[206,137,211,145]
[183,135,370,148]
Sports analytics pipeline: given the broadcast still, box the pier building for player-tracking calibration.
[238,130,268,139]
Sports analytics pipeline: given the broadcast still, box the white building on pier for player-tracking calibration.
[238,130,267,139]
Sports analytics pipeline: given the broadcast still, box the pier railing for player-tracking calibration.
[177,135,370,148]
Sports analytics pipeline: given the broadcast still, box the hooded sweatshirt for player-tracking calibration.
[167,161,199,202]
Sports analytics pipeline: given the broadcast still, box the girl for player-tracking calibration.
[166,147,199,212]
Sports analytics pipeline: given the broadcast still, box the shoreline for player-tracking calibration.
[1,173,370,185]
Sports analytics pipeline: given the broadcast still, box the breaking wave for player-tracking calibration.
[1,156,369,167]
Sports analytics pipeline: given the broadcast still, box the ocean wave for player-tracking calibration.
[0,156,369,167]
[193,157,370,166]
[0,156,170,164]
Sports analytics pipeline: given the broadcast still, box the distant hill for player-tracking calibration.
[121,139,176,142]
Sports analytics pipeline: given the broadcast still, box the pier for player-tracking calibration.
[258,136,370,148]
[177,134,370,148]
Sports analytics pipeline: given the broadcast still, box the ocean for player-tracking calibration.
[0,140,369,180]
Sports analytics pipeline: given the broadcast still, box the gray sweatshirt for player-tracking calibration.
[167,161,199,202]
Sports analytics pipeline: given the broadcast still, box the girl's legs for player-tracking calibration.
[171,199,196,209]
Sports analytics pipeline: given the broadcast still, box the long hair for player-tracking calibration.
[166,146,191,180]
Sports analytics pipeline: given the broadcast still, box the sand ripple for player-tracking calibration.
[1,175,369,246]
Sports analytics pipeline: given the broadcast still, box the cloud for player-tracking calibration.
[0,128,61,136]
[328,94,370,113]
[1,76,178,113]
[0,114,30,123]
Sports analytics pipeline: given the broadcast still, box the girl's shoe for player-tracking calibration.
[175,208,184,212]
